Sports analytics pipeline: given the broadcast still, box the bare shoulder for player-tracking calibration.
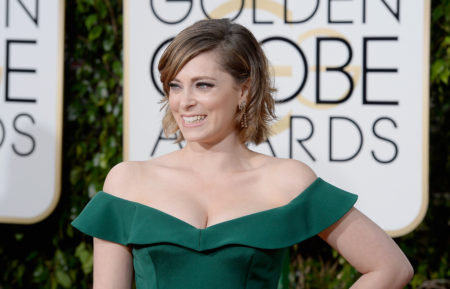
[260,156,317,201]
[272,158,317,188]
[273,158,316,178]
[102,159,164,199]
[102,153,180,200]
[102,161,143,198]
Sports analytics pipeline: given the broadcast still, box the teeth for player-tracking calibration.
[183,115,206,124]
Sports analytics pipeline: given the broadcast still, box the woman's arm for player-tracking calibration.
[92,161,138,289]
[319,208,414,289]
[93,237,134,289]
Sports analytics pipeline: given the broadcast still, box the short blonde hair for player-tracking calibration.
[158,18,276,145]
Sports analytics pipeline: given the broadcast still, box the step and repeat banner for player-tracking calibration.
[0,0,65,223]
[124,0,430,237]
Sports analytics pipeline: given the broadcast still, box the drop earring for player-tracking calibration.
[239,100,247,128]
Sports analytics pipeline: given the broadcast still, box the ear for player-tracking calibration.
[238,78,251,104]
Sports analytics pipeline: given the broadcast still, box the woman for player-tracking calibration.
[72,19,413,288]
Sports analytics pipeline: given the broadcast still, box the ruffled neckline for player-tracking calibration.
[72,177,357,251]
[98,177,322,231]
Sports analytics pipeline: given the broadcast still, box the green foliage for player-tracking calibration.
[0,0,448,288]
[0,0,123,288]
[410,1,450,285]
[430,0,450,193]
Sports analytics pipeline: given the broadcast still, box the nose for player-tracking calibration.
[180,88,196,109]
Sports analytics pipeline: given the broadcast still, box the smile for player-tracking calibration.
[182,115,207,124]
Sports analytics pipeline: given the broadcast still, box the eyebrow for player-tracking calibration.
[171,76,217,83]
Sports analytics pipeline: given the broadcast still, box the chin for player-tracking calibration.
[183,135,212,143]
[181,131,220,144]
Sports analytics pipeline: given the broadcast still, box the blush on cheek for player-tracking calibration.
[168,103,180,118]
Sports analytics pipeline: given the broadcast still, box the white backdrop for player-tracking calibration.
[124,0,430,236]
[0,0,65,223]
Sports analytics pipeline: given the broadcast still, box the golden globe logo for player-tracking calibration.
[145,1,400,165]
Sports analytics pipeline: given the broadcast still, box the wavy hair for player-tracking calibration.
[158,18,276,145]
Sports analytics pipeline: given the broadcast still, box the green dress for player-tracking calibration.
[72,177,357,289]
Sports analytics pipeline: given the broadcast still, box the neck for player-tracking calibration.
[180,134,253,174]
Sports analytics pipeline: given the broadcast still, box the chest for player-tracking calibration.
[133,169,287,229]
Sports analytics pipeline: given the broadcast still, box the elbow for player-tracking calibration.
[391,247,414,287]
[375,258,414,288]
[391,260,414,288]
[401,262,414,285]
[399,253,414,285]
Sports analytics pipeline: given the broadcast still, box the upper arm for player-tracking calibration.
[93,237,134,289]
[93,162,138,288]
[318,208,413,287]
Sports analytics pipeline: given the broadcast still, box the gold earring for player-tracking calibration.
[238,100,245,111]
[239,101,247,128]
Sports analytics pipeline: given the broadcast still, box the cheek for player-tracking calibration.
[168,97,179,113]
[206,98,235,119]
[222,94,239,114]
[209,91,238,110]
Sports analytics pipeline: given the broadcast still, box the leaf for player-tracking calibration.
[103,37,114,51]
[431,59,445,83]
[70,167,81,185]
[14,233,24,241]
[55,270,72,288]
[85,14,97,30]
[75,242,93,274]
[50,274,58,289]
[88,26,103,42]
[88,183,97,198]
[97,1,108,19]
[112,60,122,75]
[33,263,49,282]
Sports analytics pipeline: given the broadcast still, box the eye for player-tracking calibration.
[196,82,214,89]
[168,82,181,90]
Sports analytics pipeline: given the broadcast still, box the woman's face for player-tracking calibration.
[168,50,247,145]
